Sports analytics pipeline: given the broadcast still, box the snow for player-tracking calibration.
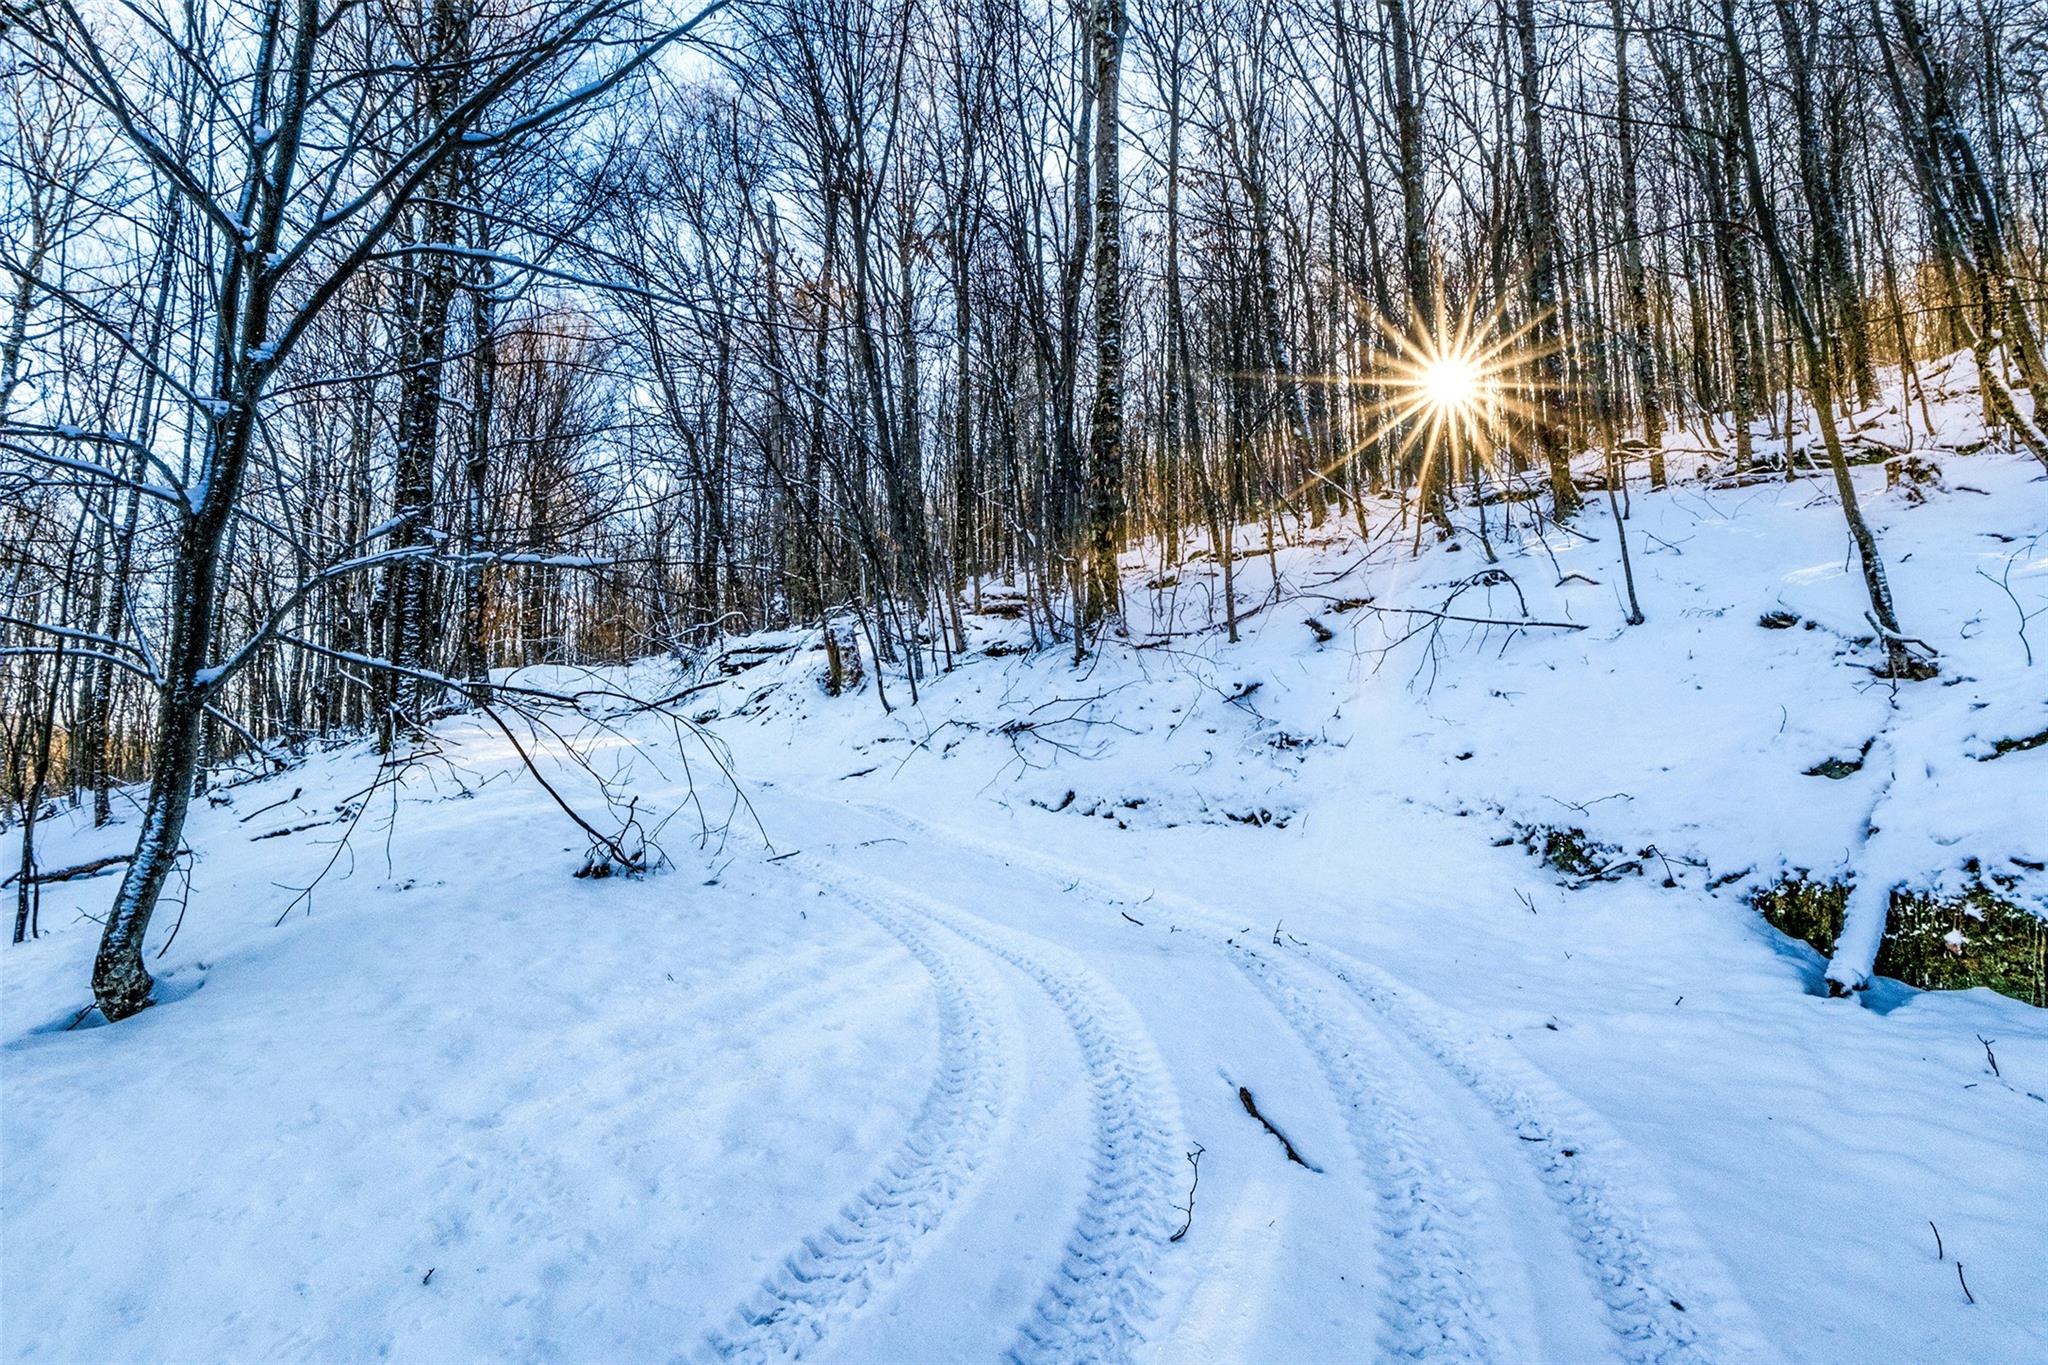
[5,363,2047,1361]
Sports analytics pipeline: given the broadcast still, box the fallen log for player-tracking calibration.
[1,853,132,889]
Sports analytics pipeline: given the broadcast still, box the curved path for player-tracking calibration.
[783,791,1778,1365]
[807,863,1187,1364]
[702,889,1010,1362]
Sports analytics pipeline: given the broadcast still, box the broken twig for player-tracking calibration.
[0,853,130,888]
[1169,1144,1205,1243]
[1977,1035,2000,1078]
[1238,1085,1318,1170]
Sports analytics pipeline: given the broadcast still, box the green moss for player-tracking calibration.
[1751,874,2046,1007]
[1984,725,2048,760]
[1518,824,1623,879]
[1751,873,1848,949]
[1885,885,2047,1005]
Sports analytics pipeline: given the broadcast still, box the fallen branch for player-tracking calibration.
[236,787,304,823]
[480,703,645,875]
[1567,854,1644,888]
[1306,585,1586,634]
[251,818,344,841]
[1238,1085,1319,1170]
[1168,1144,1204,1243]
[1383,603,1588,632]
[0,852,130,888]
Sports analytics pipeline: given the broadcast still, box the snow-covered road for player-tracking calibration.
[6,694,2043,1362]
[697,779,1778,1364]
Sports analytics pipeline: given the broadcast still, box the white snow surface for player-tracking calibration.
[6,371,2048,1362]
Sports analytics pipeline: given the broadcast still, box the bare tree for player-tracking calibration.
[3,0,728,1019]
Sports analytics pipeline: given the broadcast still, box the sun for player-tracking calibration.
[1418,354,1482,417]
[1285,269,1563,519]
[1379,325,1512,471]
[1354,287,1559,489]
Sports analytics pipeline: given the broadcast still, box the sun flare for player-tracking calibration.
[1418,354,1481,416]
[1285,272,1564,514]
[1357,288,1558,490]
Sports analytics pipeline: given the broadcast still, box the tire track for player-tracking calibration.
[1301,942,1775,1365]
[811,860,1186,1365]
[1225,940,1502,1361]
[817,797,1775,1364]
[702,890,1007,1363]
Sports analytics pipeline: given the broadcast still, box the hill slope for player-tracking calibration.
[5,407,2046,1360]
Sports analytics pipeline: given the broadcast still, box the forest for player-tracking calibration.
[4,0,2040,1016]
[2,0,2046,1356]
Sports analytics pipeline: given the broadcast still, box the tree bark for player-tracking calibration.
[1083,0,1127,626]
[1513,0,1579,517]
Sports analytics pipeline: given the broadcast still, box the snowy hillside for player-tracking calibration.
[9,0,2046,1351]
[6,408,2047,1361]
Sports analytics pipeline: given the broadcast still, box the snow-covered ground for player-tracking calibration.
[6,373,2047,1362]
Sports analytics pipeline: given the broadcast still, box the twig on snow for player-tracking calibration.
[236,787,304,823]
[1169,1144,1205,1243]
[480,702,644,876]
[1976,559,2042,667]
[1238,1085,1320,1171]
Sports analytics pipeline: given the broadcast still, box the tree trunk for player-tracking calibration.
[1083,0,1127,627]
[1770,0,1877,410]
[1610,0,1664,466]
[1719,0,1917,689]
[1513,0,1579,517]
